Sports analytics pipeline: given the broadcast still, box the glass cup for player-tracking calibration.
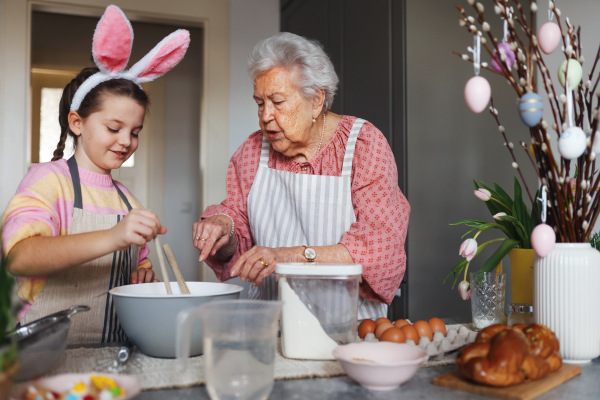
[176,300,282,400]
[469,272,506,331]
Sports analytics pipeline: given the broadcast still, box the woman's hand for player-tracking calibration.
[131,268,159,284]
[109,210,167,251]
[193,215,236,261]
[230,246,298,286]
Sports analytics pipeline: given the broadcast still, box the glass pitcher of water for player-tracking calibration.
[176,300,282,400]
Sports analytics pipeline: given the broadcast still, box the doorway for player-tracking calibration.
[30,10,204,282]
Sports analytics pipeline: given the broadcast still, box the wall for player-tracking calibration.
[228,0,280,157]
[406,0,537,320]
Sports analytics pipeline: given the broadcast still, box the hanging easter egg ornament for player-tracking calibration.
[558,82,587,160]
[559,128,587,159]
[465,76,491,113]
[557,59,583,88]
[538,22,561,54]
[531,186,556,258]
[492,43,516,73]
[532,224,556,257]
[538,3,561,54]
[518,92,544,127]
[464,35,491,113]
[492,10,516,73]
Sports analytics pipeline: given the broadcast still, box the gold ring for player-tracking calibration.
[260,259,269,268]
[201,238,207,241]
[196,236,200,240]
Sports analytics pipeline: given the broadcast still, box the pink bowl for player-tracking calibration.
[333,342,428,391]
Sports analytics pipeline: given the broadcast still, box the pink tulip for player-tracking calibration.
[493,212,507,220]
[474,188,492,201]
[459,238,478,262]
[458,281,471,300]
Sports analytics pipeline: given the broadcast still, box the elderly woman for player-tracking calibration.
[193,32,410,319]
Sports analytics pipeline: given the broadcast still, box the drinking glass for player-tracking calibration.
[469,272,506,330]
[177,300,282,400]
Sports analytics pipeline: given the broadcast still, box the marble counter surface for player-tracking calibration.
[133,357,600,400]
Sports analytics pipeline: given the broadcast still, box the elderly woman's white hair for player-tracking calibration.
[248,32,339,111]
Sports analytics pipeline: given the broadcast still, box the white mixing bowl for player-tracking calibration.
[110,281,242,358]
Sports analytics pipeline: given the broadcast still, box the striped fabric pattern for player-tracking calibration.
[247,118,387,320]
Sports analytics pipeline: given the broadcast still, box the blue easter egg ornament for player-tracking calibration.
[518,92,544,127]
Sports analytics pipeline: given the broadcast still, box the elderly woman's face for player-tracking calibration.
[253,67,317,158]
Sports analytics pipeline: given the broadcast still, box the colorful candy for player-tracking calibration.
[23,375,126,400]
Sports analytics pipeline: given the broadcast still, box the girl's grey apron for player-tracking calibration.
[21,157,139,345]
[247,118,388,320]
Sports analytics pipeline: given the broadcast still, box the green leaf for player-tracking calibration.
[493,182,515,210]
[450,219,489,226]
[444,258,468,287]
[479,239,520,273]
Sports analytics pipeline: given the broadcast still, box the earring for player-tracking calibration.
[312,118,316,123]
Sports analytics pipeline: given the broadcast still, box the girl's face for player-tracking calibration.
[69,93,145,174]
[253,66,322,158]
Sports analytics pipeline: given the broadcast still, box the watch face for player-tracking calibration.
[304,247,316,259]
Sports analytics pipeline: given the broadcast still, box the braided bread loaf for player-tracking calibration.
[457,324,562,387]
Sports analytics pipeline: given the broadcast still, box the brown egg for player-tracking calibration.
[375,317,391,326]
[375,322,394,339]
[358,319,377,339]
[401,324,420,343]
[393,319,409,329]
[428,317,447,336]
[380,327,406,343]
[413,320,433,341]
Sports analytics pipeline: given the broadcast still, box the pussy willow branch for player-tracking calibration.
[489,98,540,222]
[455,0,600,241]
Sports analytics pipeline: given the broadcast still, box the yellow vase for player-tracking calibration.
[508,248,535,305]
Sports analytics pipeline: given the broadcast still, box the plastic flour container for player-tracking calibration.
[275,263,362,360]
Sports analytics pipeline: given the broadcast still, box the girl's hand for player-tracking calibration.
[230,246,295,286]
[109,210,167,251]
[131,268,159,284]
[193,215,234,261]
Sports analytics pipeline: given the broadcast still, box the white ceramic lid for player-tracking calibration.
[275,263,362,276]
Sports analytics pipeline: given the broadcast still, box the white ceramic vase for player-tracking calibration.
[533,243,600,363]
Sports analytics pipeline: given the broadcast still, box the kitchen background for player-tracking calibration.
[0,0,598,321]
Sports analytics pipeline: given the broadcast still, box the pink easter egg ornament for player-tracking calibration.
[538,22,561,54]
[491,43,516,73]
[464,76,491,114]
[531,223,556,258]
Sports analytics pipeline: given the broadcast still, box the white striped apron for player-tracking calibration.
[247,118,388,320]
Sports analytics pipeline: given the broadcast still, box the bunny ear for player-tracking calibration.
[129,30,190,83]
[92,5,133,74]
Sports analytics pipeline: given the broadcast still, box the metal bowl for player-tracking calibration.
[7,305,90,381]
[110,282,242,358]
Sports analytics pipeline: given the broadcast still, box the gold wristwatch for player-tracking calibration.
[302,245,316,262]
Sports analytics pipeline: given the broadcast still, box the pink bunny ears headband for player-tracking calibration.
[70,5,190,111]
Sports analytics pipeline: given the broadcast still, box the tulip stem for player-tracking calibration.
[463,262,470,282]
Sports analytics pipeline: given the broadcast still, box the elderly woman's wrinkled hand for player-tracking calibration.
[230,246,295,286]
[193,215,234,262]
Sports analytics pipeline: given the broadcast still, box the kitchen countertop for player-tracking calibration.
[133,357,600,399]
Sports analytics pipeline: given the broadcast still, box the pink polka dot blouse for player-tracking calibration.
[201,116,410,305]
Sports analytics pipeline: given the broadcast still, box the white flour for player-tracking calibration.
[279,277,338,360]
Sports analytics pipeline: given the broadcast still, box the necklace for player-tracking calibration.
[316,112,326,155]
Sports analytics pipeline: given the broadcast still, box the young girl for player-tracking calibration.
[1,5,190,344]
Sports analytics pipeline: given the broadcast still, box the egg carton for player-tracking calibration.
[362,322,478,361]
